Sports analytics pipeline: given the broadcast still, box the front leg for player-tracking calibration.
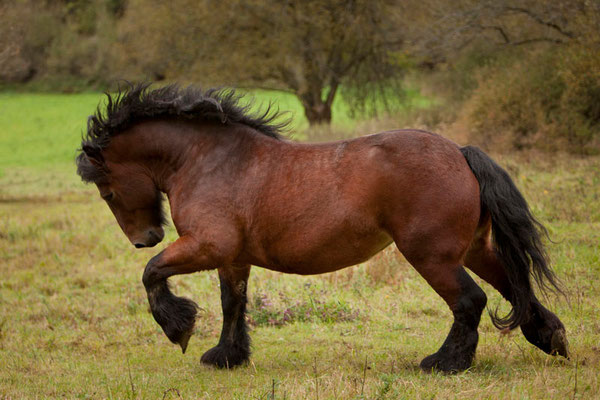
[142,235,231,353]
[201,265,251,368]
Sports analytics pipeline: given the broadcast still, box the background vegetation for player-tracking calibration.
[2,0,600,151]
[2,0,600,398]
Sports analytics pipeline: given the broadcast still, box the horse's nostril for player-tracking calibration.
[148,229,163,243]
[134,243,146,248]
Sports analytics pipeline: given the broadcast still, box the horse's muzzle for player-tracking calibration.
[134,228,164,248]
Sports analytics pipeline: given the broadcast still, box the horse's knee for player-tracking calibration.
[142,253,163,289]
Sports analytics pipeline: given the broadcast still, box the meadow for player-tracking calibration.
[0,91,599,399]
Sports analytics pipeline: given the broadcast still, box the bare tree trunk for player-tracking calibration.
[298,82,338,126]
[301,98,332,125]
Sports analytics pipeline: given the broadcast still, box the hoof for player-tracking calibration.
[179,326,194,354]
[520,307,569,359]
[551,328,569,359]
[200,345,249,369]
[420,351,473,373]
[153,295,198,352]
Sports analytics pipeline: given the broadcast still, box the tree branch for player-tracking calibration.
[508,37,566,46]
[324,80,339,108]
[478,25,511,43]
[503,6,575,39]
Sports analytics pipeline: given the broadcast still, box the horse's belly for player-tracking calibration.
[253,228,394,275]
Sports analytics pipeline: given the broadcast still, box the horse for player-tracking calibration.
[76,83,568,372]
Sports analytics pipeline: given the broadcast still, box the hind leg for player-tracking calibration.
[201,264,251,368]
[391,198,486,372]
[397,232,487,372]
[465,220,569,357]
[415,265,487,372]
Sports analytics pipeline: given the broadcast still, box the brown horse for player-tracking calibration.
[76,83,568,372]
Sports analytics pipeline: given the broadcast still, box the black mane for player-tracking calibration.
[76,82,288,182]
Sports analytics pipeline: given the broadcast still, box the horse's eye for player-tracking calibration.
[101,192,115,202]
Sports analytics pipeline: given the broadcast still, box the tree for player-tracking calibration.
[117,0,405,125]
[404,0,600,65]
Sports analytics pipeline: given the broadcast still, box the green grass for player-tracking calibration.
[1,92,599,399]
[0,93,100,170]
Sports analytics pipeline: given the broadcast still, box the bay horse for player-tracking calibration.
[76,83,568,372]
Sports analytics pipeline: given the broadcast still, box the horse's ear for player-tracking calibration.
[82,144,105,168]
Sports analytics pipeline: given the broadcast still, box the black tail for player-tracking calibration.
[460,146,562,330]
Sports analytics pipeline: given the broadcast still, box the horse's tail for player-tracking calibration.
[460,145,561,330]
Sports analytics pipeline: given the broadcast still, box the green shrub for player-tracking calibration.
[0,1,119,89]
[555,46,600,152]
[464,45,600,154]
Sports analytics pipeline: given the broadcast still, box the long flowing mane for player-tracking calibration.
[76,82,288,182]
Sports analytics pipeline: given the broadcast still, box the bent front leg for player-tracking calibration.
[201,265,251,368]
[142,235,224,353]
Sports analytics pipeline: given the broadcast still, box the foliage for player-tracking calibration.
[116,0,406,125]
[2,0,600,152]
[401,0,600,154]
[0,0,122,89]
[463,44,600,154]
[0,1,58,82]
[407,0,599,64]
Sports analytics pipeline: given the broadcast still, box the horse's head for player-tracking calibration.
[77,144,165,248]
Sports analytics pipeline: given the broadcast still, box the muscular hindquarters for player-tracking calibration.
[380,133,481,271]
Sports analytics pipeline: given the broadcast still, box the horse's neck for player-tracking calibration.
[121,120,269,193]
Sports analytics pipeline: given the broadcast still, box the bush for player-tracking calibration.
[463,45,600,154]
[0,1,120,90]
[0,3,59,83]
[556,46,600,152]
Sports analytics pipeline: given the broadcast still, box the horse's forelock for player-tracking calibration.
[75,151,108,184]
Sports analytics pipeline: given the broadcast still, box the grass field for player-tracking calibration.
[0,91,599,399]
